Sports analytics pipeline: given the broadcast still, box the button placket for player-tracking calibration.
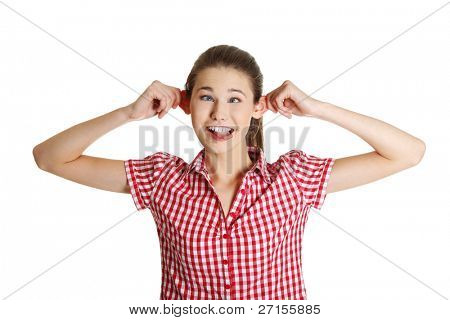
[221,178,251,298]
[228,182,249,222]
[222,230,232,299]
[225,222,238,299]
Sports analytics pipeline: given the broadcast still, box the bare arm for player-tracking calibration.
[264,80,426,194]
[313,102,426,194]
[32,106,134,193]
[32,81,183,194]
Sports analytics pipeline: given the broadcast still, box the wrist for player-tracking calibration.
[310,101,330,119]
[120,104,135,123]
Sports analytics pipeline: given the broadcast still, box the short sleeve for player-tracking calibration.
[124,151,173,211]
[283,149,336,211]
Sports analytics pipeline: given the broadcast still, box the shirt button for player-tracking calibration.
[223,233,229,239]
[223,259,228,264]
[240,189,246,195]
[230,212,237,218]
[225,284,231,289]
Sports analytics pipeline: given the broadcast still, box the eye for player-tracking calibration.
[200,95,213,101]
[199,95,241,103]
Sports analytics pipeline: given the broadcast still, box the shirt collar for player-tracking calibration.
[181,145,271,184]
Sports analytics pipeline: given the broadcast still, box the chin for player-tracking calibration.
[203,135,244,155]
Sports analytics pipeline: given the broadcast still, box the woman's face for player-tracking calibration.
[189,66,266,155]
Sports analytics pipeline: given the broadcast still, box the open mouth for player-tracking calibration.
[206,126,235,141]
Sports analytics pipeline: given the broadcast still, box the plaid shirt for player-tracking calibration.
[125,146,335,300]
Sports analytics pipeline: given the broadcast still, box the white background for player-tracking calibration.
[1,0,449,318]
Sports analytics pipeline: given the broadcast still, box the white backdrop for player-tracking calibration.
[1,0,449,319]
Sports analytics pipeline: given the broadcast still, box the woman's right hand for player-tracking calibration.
[127,80,182,121]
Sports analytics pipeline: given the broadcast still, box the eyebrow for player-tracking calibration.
[197,86,247,98]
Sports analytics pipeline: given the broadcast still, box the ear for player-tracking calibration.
[252,95,269,119]
[179,90,191,115]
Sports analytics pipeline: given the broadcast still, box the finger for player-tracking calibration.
[158,109,167,119]
[276,86,294,115]
[273,96,290,118]
[268,88,281,111]
[157,97,167,116]
[275,97,286,112]
[158,107,169,119]
[143,86,155,104]
[147,90,159,110]
[179,90,189,112]
[287,110,292,119]
[154,85,168,110]
[279,103,290,115]
[152,91,163,111]
[269,104,277,113]
[152,85,167,102]
[266,93,277,113]
[264,95,276,113]
[165,97,174,115]
[271,96,280,112]
[281,107,292,118]
[166,91,177,109]
[158,93,170,112]
[160,86,176,108]
[166,96,175,111]
[160,97,173,118]
[280,108,292,119]
[173,89,182,109]
[262,95,271,112]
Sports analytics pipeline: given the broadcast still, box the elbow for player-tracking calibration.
[408,139,426,166]
[33,145,52,171]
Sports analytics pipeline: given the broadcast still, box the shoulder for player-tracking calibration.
[142,150,181,163]
[279,148,332,163]
[273,149,311,169]
[279,149,318,161]
[126,151,186,175]
[142,151,186,170]
[275,148,335,177]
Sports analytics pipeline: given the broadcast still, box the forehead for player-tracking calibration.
[195,67,252,94]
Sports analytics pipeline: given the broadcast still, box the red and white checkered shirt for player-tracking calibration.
[125,146,335,300]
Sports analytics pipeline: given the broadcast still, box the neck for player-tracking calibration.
[205,144,254,184]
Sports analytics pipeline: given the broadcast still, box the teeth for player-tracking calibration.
[208,126,233,133]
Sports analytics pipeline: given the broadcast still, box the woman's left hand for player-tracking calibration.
[265,80,323,119]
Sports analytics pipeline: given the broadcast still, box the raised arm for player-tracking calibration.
[33,106,134,193]
[312,102,425,194]
[32,81,182,193]
[264,80,426,194]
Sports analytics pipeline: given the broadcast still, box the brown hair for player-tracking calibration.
[184,45,264,151]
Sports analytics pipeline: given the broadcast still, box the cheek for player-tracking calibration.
[190,109,208,135]
[231,109,253,126]
[192,110,206,122]
[191,104,208,118]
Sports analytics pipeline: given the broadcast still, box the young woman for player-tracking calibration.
[32,45,426,300]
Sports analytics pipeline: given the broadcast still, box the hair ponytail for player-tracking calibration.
[246,117,264,151]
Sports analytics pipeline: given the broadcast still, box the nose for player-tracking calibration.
[210,101,228,121]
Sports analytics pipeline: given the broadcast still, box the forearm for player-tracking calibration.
[313,102,426,164]
[33,105,133,167]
